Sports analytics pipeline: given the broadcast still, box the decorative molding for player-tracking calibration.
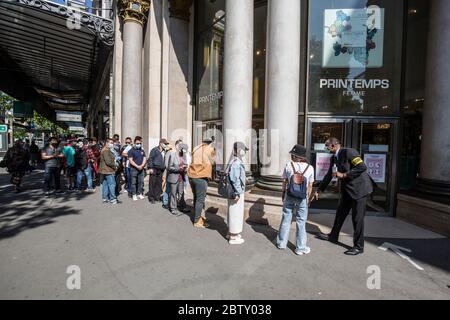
[118,0,150,26]
[11,0,115,46]
[168,0,193,22]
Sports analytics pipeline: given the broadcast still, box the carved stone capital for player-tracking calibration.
[118,0,150,25]
[168,0,194,22]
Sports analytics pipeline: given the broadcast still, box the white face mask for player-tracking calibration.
[238,150,246,158]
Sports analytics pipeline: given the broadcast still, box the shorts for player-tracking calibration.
[66,166,77,177]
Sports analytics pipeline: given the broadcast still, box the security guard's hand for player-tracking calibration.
[336,172,346,179]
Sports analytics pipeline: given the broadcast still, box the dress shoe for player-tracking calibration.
[344,248,364,256]
[316,233,338,244]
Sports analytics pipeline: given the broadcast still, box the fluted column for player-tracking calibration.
[257,0,301,191]
[417,0,450,196]
[223,0,254,171]
[119,0,150,140]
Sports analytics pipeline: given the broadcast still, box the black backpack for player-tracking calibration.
[75,148,88,170]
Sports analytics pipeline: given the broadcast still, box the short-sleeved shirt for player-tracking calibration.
[123,145,133,168]
[42,146,61,168]
[282,162,315,185]
[63,146,75,167]
[128,148,146,168]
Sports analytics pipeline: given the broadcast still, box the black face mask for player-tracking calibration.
[52,143,58,147]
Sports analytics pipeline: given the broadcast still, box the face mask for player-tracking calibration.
[52,143,58,147]
[135,144,142,149]
[238,150,246,158]
[108,144,114,149]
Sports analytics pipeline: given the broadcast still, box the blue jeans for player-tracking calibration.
[77,166,93,189]
[277,194,309,252]
[102,174,117,201]
[162,183,170,206]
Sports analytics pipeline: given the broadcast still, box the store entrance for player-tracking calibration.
[307,117,398,215]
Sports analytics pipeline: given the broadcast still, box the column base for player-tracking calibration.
[256,175,284,192]
[416,178,450,197]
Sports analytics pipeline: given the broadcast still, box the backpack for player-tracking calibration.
[75,148,88,170]
[287,162,310,199]
[218,159,240,199]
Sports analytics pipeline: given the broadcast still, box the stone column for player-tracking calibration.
[222,0,254,171]
[257,0,301,191]
[417,0,450,196]
[119,0,150,140]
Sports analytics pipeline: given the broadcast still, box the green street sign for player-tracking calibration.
[0,124,8,133]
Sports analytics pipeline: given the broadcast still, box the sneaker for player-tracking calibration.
[110,199,118,205]
[87,188,96,193]
[138,195,145,200]
[295,247,311,256]
[102,199,109,204]
[44,191,53,196]
[55,190,65,194]
[171,210,182,217]
[229,237,245,245]
[133,195,138,201]
[123,189,128,193]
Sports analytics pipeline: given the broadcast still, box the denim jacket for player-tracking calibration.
[228,157,246,195]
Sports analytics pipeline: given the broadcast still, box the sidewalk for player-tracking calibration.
[0,169,449,299]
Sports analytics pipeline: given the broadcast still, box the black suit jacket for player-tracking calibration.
[319,148,373,200]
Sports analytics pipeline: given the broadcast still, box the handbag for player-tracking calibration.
[218,160,237,199]
[0,158,7,168]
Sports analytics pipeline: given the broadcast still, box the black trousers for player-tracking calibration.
[330,191,367,250]
[148,170,163,201]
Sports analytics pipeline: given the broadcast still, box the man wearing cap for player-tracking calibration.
[277,145,315,255]
[312,137,373,256]
[147,138,169,204]
[227,142,249,245]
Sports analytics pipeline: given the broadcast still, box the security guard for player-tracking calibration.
[311,137,373,256]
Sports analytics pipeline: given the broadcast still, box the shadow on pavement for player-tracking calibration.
[0,169,88,240]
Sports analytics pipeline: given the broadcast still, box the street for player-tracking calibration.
[0,169,449,300]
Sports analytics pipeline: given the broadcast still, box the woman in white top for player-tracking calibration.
[277,145,315,255]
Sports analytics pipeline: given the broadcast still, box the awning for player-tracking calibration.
[0,0,114,119]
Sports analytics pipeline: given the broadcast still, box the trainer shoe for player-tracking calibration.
[295,247,311,256]
[138,194,145,200]
[229,237,245,245]
[133,195,138,201]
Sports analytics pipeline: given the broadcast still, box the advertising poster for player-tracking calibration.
[315,153,333,181]
[323,8,385,68]
[364,154,386,183]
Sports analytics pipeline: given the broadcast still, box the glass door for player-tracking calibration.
[307,117,398,215]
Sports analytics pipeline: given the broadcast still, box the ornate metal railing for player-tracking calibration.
[1,0,115,46]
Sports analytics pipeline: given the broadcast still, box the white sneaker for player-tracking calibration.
[229,236,245,245]
[138,195,145,200]
[133,195,138,201]
[295,247,311,256]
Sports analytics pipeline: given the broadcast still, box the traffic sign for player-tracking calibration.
[0,124,8,133]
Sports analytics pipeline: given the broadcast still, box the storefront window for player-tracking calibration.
[195,0,225,122]
[307,0,404,114]
[399,0,429,190]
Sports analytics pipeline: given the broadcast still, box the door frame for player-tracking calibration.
[306,115,400,216]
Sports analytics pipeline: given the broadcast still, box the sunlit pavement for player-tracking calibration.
[0,169,449,300]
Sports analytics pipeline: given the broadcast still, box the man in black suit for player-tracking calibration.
[311,137,373,256]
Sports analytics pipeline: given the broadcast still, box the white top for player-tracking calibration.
[123,145,133,168]
[282,162,315,185]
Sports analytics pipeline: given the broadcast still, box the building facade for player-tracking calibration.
[106,0,450,235]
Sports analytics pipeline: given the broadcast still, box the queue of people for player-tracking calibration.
[2,134,372,255]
